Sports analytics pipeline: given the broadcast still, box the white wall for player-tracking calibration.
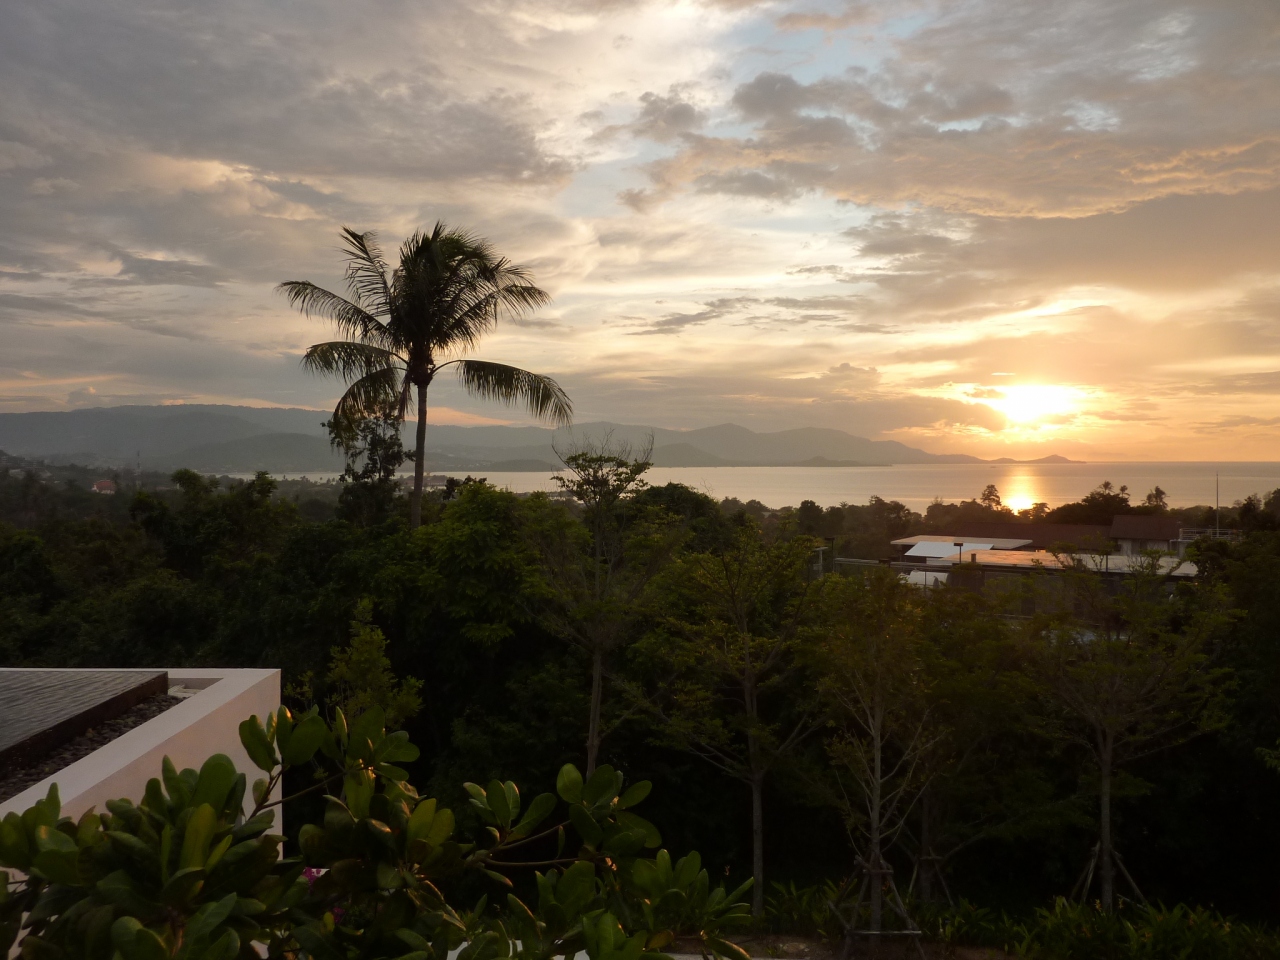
[0,668,280,822]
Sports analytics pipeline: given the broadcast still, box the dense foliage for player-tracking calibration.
[2,458,1280,950]
[0,706,753,960]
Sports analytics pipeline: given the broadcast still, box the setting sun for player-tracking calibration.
[983,384,1081,425]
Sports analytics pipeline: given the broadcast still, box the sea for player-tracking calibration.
[431,462,1280,513]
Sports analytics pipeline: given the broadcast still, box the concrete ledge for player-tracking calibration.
[0,668,280,821]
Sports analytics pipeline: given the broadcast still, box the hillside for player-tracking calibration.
[0,405,1076,473]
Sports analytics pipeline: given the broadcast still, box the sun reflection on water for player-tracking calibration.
[1002,474,1041,513]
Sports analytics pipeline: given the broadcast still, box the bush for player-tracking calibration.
[760,881,843,940]
[0,707,753,960]
[917,897,1280,959]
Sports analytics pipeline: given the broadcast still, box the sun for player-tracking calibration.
[982,384,1080,425]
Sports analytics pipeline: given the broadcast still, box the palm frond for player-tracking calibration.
[391,224,551,352]
[332,366,405,430]
[340,228,393,318]
[302,341,401,381]
[457,360,573,426]
[433,273,551,352]
[277,281,396,349]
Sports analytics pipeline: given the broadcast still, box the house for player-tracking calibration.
[945,521,1112,550]
[1109,515,1184,555]
[946,517,1196,557]
[866,516,1201,595]
[92,479,118,495]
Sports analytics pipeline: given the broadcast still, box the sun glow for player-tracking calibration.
[982,384,1081,425]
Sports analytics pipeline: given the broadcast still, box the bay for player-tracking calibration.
[460,462,1280,512]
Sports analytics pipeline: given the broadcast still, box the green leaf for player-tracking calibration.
[238,717,278,773]
[112,918,167,960]
[407,798,438,842]
[724,877,754,905]
[162,758,190,809]
[192,755,238,813]
[34,825,76,855]
[582,765,618,806]
[298,824,325,863]
[673,851,701,888]
[602,829,646,858]
[31,849,79,886]
[374,762,409,781]
[706,937,751,960]
[345,770,374,820]
[106,831,160,872]
[347,706,386,758]
[198,928,240,960]
[142,778,169,818]
[377,730,419,764]
[274,706,294,755]
[556,764,583,804]
[0,814,32,871]
[251,778,270,808]
[617,781,652,810]
[96,869,163,916]
[180,804,216,871]
[426,807,454,846]
[160,866,205,906]
[293,924,344,960]
[396,929,431,952]
[512,792,556,837]
[504,782,520,822]
[281,714,327,767]
[204,834,233,872]
[617,812,661,849]
[568,805,603,847]
[486,779,511,828]
[483,868,513,888]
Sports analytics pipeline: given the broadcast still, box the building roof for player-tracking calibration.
[1109,514,1183,541]
[947,521,1110,549]
[893,534,1032,551]
[948,550,1197,577]
[0,669,168,769]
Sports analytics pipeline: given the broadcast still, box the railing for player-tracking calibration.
[1178,528,1243,541]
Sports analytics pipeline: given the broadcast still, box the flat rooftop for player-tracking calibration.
[0,669,169,768]
[892,534,1034,550]
[937,550,1196,576]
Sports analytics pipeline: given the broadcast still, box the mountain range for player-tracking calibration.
[0,405,1078,473]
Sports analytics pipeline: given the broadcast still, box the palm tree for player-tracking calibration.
[280,225,573,527]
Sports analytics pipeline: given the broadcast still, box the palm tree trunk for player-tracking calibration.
[410,384,427,528]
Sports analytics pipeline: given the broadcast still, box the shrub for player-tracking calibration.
[0,706,752,960]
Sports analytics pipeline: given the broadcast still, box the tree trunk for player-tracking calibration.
[586,647,603,775]
[869,707,883,931]
[918,787,933,904]
[750,774,765,917]
[410,385,428,528]
[1099,742,1114,911]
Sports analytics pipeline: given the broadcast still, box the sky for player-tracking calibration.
[1,0,1278,460]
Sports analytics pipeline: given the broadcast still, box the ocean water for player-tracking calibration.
[461,462,1280,513]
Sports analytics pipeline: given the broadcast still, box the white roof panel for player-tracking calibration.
[904,541,994,558]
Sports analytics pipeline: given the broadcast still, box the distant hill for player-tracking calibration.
[0,405,1079,473]
[174,433,344,474]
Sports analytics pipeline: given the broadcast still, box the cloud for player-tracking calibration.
[0,0,1278,460]
[631,0,1280,216]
